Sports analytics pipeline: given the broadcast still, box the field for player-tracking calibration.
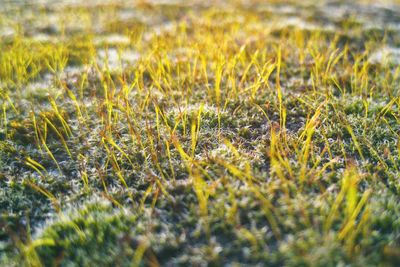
[1,0,400,266]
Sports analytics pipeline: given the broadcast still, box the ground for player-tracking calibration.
[0,0,400,266]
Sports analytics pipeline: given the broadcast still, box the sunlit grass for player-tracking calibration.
[0,0,400,266]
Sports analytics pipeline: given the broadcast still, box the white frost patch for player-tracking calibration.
[22,79,58,99]
[30,33,58,43]
[63,66,87,76]
[208,144,230,158]
[369,46,400,65]
[59,65,90,83]
[154,21,176,35]
[271,17,333,31]
[0,27,15,38]
[144,22,176,40]
[319,5,350,21]
[168,103,219,116]
[96,48,140,72]
[94,34,131,46]
[117,9,151,24]
[266,5,297,15]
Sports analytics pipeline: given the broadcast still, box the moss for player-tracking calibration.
[35,202,139,267]
[1,0,400,266]
[0,178,53,244]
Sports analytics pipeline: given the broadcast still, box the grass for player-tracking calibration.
[0,0,400,266]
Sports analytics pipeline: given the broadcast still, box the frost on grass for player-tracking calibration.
[369,46,400,65]
[96,48,140,72]
[1,0,400,266]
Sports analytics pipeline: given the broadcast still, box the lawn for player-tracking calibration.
[0,0,400,266]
